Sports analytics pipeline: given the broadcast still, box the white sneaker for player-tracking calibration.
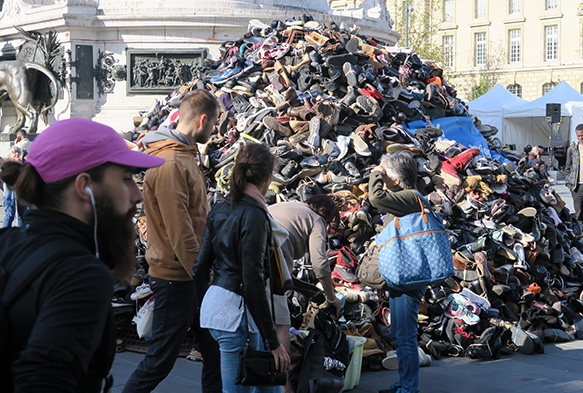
[130,282,153,301]
[381,350,399,370]
[418,347,432,367]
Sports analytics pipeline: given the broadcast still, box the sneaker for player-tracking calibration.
[418,347,431,367]
[130,282,153,301]
[349,132,372,157]
[186,348,204,362]
[381,350,399,370]
[378,382,402,393]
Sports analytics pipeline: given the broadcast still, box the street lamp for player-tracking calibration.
[404,0,414,48]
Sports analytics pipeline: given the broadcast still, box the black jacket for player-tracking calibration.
[193,195,279,350]
[0,209,115,393]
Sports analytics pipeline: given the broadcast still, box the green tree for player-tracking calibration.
[393,0,443,63]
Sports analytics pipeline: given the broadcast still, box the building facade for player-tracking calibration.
[383,0,583,102]
[0,0,398,134]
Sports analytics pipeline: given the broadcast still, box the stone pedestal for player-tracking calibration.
[0,0,398,133]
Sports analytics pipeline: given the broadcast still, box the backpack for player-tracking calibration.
[356,241,385,289]
[295,328,346,393]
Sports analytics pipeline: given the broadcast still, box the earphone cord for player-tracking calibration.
[90,198,100,259]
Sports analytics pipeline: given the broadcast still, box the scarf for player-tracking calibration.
[243,183,268,212]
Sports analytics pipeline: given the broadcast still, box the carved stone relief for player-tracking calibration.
[127,49,207,94]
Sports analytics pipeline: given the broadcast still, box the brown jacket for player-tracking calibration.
[143,138,208,281]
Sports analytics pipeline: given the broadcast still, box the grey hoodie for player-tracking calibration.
[141,125,190,147]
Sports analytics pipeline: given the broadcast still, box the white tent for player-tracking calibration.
[468,83,527,143]
[503,81,583,151]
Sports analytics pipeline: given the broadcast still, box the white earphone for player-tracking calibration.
[84,186,95,207]
[85,185,99,258]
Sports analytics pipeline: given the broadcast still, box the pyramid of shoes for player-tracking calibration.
[127,15,583,366]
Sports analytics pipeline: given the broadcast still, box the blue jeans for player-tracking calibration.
[209,317,281,393]
[123,278,220,393]
[3,186,16,228]
[3,185,26,228]
[389,287,425,393]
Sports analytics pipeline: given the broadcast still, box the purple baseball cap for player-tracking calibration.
[26,118,165,183]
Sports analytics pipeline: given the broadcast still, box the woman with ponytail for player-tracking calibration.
[193,143,290,393]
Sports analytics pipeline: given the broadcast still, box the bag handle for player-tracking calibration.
[394,190,428,230]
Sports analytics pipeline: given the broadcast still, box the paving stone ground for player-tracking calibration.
[109,176,583,393]
[2,174,582,392]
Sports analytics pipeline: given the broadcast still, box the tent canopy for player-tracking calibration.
[504,81,583,118]
[502,81,583,151]
[468,83,527,142]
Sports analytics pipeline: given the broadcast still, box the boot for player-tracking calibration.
[446,147,480,171]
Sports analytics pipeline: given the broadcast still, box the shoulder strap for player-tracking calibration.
[1,239,88,306]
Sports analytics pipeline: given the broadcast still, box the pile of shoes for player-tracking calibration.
[122,14,583,367]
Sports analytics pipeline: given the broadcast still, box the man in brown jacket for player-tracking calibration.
[123,90,220,393]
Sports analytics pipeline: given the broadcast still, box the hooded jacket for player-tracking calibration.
[0,209,115,393]
[143,133,209,281]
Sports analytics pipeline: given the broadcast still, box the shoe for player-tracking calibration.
[306,117,321,150]
[349,132,372,156]
[130,282,153,301]
[343,61,359,87]
[280,160,299,178]
[378,382,403,393]
[210,64,244,85]
[186,348,204,362]
[341,85,359,106]
[418,347,432,367]
[381,350,399,370]
[263,116,293,137]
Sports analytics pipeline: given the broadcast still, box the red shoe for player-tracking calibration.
[359,84,383,102]
[447,147,480,171]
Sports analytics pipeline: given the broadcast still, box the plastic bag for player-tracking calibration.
[133,296,155,339]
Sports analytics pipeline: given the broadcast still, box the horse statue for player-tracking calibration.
[0,60,59,133]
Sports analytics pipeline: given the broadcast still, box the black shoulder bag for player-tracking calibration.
[235,231,287,387]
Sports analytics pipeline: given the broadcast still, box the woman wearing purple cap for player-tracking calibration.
[0,118,164,392]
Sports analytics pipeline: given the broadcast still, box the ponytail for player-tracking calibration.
[0,160,75,209]
[229,143,275,203]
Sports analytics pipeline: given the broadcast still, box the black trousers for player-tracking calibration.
[572,185,583,222]
[122,278,221,393]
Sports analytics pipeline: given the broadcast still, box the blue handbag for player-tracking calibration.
[376,191,454,291]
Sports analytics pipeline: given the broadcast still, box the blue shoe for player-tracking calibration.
[210,64,244,85]
[378,382,419,393]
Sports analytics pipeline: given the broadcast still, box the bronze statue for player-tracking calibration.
[0,60,59,133]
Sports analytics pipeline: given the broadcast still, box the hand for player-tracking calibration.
[327,295,342,317]
[272,344,290,372]
[373,165,385,174]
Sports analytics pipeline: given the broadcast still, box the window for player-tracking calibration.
[475,0,487,18]
[443,0,454,22]
[543,82,556,94]
[545,25,558,60]
[475,32,487,66]
[507,84,522,98]
[509,0,521,14]
[546,0,558,10]
[509,29,521,63]
[580,82,583,95]
[443,35,454,67]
